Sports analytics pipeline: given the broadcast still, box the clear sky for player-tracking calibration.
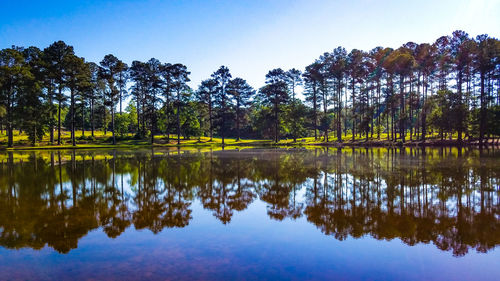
[1,0,499,89]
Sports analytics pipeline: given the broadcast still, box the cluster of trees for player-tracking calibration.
[0,147,498,256]
[1,30,499,147]
[302,30,500,145]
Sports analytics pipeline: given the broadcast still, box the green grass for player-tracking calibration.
[0,129,490,151]
[0,130,276,150]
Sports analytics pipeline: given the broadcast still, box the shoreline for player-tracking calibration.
[307,139,500,148]
[1,138,499,151]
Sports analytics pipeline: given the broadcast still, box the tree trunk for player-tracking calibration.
[409,75,413,142]
[151,95,155,145]
[399,75,405,142]
[177,92,181,145]
[209,98,213,141]
[421,74,428,141]
[352,80,355,142]
[337,82,342,142]
[32,126,36,146]
[479,72,486,147]
[344,88,348,138]
[377,80,381,139]
[391,111,395,141]
[81,101,85,138]
[7,89,13,148]
[91,98,94,137]
[49,89,54,144]
[151,122,154,144]
[135,98,140,137]
[313,86,318,140]
[383,112,387,141]
[457,70,463,142]
[221,92,226,146]
[111,105,116,145]
[103,106,107,135]
[142,98,146,137]
[71,88,76,146]
[324,93,328,142]
[7,120,13,148]
[58,99,62,145]
[236,101,240,142]
[275,104,279,143]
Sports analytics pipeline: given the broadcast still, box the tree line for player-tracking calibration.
[1,30,499,147]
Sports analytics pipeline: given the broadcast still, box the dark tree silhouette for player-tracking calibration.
[259,68,289,143]
[170,63,191,145]
[211,66,232,145]
[196,78,218,141]
[1,31,499,147]
[227,77,254,141]
[43,41,74,145]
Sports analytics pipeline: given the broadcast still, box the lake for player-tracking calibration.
[0,147,499,281]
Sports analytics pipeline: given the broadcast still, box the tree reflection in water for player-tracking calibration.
[0,147,498,256]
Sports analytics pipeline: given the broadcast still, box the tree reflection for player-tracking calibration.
[0,147,498,256]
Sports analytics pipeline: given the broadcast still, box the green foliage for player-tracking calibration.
[487,106,500,136]
[180,102,202,139]
[1,32,500,147]
[250,106,274,139]
[193,101,209,137]
[285,101,308,140]
[429,89,467,136]
[125,103,138,132]
[374,124,385,136]
[318,113,334,133]
[115,113,131,137]
[258,69,290,142]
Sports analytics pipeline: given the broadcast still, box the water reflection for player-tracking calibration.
[0,148,498,256]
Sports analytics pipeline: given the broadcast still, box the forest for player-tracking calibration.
[0,30,499,148]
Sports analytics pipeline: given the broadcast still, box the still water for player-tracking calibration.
[0,147,499,281]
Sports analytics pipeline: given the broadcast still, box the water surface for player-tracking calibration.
[0,147,499,280]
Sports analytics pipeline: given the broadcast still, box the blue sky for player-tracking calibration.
[1,0,499,89]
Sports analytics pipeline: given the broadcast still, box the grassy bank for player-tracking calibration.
[1,130,498,150]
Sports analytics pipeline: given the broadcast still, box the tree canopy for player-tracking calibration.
[1,30,499,147]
